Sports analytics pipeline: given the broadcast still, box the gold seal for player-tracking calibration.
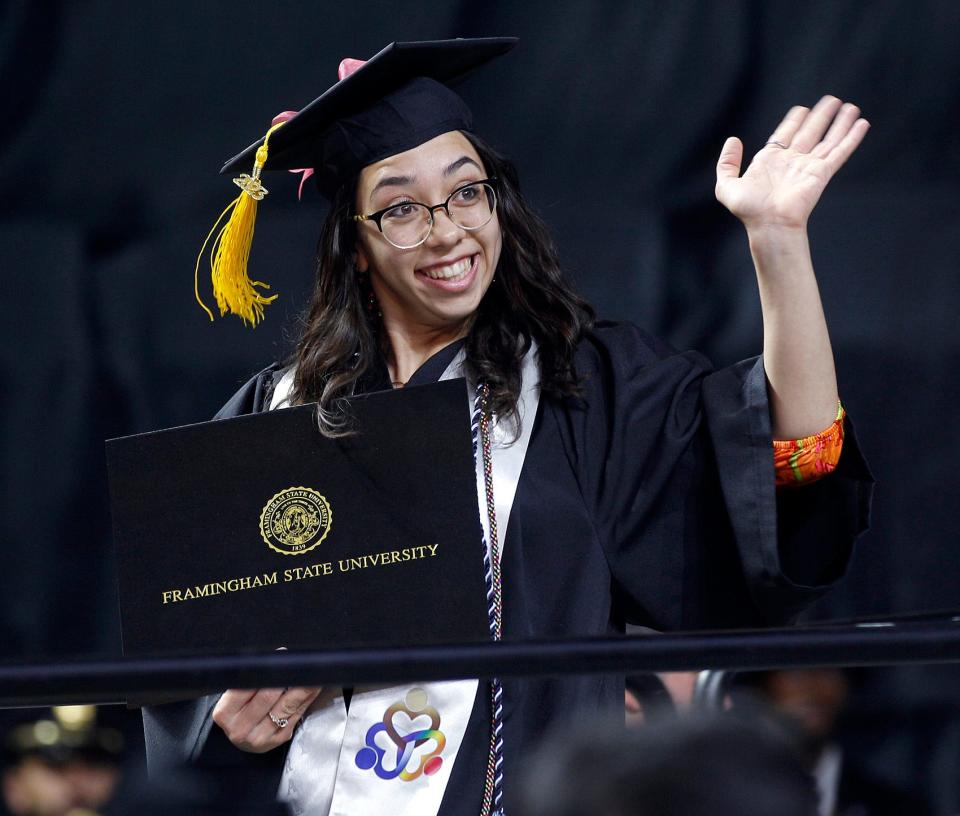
[259,487,332,556]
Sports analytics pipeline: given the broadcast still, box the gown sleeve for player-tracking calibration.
[565,321,873,630]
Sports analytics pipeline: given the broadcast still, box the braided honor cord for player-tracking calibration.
[471,382,505,816]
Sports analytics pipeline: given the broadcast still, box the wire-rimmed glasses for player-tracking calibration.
[353,179,498,250]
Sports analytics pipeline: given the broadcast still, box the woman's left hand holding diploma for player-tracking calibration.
[212,686,322,753]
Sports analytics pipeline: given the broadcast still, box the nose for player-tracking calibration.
[424,205,464,247]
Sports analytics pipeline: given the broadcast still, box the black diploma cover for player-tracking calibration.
[107,379,489,656]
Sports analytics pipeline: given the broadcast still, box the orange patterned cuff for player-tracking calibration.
[773,403,846,488]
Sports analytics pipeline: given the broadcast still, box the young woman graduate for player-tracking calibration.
[146,37,873,816]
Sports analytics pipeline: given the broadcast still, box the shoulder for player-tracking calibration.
[213,362,285,420]
[572,320,712,385]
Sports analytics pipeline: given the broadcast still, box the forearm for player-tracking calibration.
[749,226,839,439]
[713,95,867,439]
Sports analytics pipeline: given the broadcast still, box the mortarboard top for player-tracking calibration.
[221,37,518,195]
[196,37,517,327]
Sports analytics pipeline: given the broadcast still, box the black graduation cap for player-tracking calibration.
[196,37,517,327]
[2,706,124,766]
[222,37,518,198]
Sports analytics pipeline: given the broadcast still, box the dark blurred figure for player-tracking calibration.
[739,670,932,816]
[104,766,290,816]
[518,711,819,816]
[1,703,288,815]
[1,706,123,816]
[624,674,676,728]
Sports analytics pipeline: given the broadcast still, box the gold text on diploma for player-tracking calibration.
[162,572,278,604]
[335,544,439,573]
[160,545,441,605]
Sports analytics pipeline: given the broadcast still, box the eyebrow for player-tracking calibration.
[370,174,416,196]
[368,156,482,198]
[444,156,482,176]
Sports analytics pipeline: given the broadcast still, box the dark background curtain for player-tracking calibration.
[2,0,958,809]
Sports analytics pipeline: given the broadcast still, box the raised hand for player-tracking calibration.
[715,95,869,232]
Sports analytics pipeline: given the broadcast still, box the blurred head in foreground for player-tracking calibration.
[751,669,848,752]
[1,705,123,816]
[518,711,818,816]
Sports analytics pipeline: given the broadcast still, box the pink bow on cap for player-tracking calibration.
[271,58,368,201]
[338,58,366,80]
[271,110,313,200]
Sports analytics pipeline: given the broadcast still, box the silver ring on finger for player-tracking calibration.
[269,712,289,729]
[765,140,789,149]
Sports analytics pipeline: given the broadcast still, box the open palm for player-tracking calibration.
[715,96,869,231]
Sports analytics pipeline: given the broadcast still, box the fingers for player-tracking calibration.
[212,686,323,753]
[275,686,323,722]
[213,687,285,746]
[716,136,744,181]
[811,101,861,157]
[788,95,843,153]
[823,116,870,170]
[249,687,321,745]
[765,95,869,168]
[211,688,259,721]
[766,105,811,149]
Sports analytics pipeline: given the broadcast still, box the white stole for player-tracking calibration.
[272,346,540,816]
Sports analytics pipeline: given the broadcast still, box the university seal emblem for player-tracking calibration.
[259,487,332,555]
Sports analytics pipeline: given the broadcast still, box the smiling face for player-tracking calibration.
[354,131,502,340]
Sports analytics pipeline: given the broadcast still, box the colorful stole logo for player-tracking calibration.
[354,687,446,781]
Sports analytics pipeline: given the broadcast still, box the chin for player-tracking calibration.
[424,307,478,333]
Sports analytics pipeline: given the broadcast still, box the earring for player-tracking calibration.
[358,270,381,322]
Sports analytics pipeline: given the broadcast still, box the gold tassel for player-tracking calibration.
[195,121,286,326]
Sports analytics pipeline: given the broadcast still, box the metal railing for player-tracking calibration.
[3,616,960,708]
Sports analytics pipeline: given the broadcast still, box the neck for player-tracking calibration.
[382,319,469,386]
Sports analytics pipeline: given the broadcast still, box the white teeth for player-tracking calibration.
[423,256,472,280]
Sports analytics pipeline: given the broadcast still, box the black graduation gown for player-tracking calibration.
[142,321,873,814]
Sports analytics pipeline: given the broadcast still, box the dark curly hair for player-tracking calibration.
[288,131,594,435]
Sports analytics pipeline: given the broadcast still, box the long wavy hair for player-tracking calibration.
[289,131,595,435]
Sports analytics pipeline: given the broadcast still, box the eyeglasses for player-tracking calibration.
[353,179,498,250]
